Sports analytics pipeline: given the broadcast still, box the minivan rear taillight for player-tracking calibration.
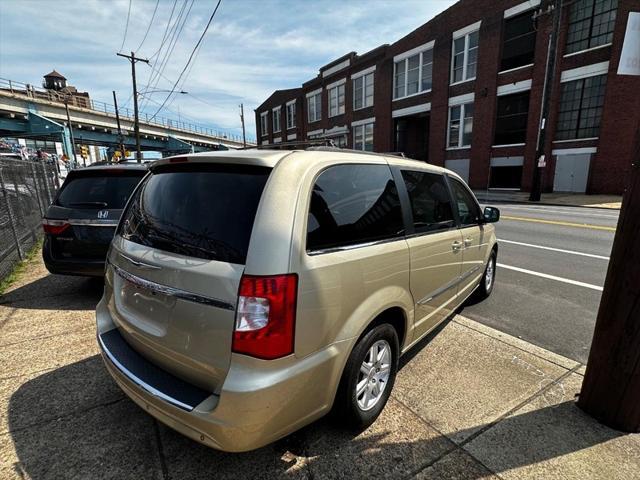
[232,274,298,360]
[42,219,70,235]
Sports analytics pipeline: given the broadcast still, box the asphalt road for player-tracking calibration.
[462,202,619,364]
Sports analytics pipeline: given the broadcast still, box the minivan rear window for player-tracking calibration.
[119,163,271,264]
[57,171,145,209]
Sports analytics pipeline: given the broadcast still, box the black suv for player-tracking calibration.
[42,164,147,276]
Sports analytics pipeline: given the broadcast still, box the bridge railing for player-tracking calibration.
[0,78,254,144]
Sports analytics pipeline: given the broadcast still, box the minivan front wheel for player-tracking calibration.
[334,324,399,429]
[475,251,497,300]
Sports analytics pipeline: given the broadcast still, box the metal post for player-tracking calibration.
[0,167,24,260]
[64,99,78,166]
[240,103,247,147]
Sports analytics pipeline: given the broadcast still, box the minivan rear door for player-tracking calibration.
[104,162,271,393]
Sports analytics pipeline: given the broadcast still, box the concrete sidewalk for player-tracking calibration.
[1,256,639,479]
[473,190,622,210]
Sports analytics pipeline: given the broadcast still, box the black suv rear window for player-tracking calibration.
[119,163,271,264]
[57,170,145,209]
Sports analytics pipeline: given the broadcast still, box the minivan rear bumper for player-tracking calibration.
[96,296,349,452]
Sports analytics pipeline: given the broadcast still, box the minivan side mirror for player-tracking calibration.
[483,206,500,223]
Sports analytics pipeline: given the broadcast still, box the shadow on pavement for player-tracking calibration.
[0,274,103,311]
[7,353,627,479]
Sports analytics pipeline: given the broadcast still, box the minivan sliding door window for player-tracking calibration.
[401,171,455,234]
[306,164,404,252]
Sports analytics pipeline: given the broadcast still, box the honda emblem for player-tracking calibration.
[97,210,109,219]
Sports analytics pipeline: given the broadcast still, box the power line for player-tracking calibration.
[122,0,179,109]
[149,0,222,121]
[136,0,160,53]
[140,0,193,110]
[119,0,133,52]
[148,0,179,60]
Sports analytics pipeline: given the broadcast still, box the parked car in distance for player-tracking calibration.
[42,163,147,276]
[96,148,500,452]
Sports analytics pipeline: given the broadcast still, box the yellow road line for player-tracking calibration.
[501,215,616,232]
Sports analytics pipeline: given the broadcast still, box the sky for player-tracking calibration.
[0,0,457,141]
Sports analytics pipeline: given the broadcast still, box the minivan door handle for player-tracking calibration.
[451,240,463,251]
[464,237,473,247]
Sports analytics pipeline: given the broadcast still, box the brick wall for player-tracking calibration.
[255,0,640,194]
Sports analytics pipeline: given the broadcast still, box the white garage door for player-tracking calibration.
[553,154,591,193]
[445,159,470,183]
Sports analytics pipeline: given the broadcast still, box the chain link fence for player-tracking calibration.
[0,158,58,282]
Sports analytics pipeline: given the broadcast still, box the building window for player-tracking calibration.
[353,122,374,151]
[286,102,296,129]
[307,92,322,123]
[393,48,433,99]
[556,74,607,140]
[566,0,617,54]
[328,83,345,117]
[353,72,374,110]
[272,108,281,133]
[452,29,479,83]
[328,134,348,148]
[501,10,536,71]
[448,103,474,147]
[494,91,530,145]
[260,112,268,136]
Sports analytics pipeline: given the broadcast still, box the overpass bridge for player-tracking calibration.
[0,78,253,158]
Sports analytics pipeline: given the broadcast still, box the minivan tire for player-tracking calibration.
[475,251,497,300]
[334,323,399,429]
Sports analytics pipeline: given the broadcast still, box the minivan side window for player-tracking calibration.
[401,170,455,234]
[449,177,482,226]
[307,164,404,252]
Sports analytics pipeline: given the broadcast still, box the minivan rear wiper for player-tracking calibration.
[68,201,109,208]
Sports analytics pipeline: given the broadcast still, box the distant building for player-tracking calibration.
[256,0,637,195]
[42,70,91,108]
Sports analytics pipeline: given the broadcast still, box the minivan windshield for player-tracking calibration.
[57,170,145,209]
[118,163,271,264]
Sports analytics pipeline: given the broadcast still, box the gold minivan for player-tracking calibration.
[96,148,499,452]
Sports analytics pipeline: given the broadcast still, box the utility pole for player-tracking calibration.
[578,127,640,432]
[117,51,149,163]
[63,98,77,167]
[240,103,247,147]
[112,90,126,160]
[578,14,640,432]
[530,0,562,202]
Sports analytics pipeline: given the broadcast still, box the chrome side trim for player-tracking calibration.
[108,261,235,311]
[119,253,162,270]
[98,333,194,411]
[307,236,405,256]
[417,265,482,305]
[68,219,119,227]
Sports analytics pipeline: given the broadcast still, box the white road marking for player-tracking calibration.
[495,205,619,219]
[498,239,610,260]
[497,263,604,292]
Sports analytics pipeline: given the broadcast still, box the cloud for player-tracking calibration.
[0,0,457,141]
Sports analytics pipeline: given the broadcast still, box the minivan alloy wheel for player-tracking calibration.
[356,339,392,411]
[485,256,495,291]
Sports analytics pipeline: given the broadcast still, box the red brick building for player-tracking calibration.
[255,0,639,194]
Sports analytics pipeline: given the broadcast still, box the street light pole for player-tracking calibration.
[530,0,562,201]
[117,51,149,163]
